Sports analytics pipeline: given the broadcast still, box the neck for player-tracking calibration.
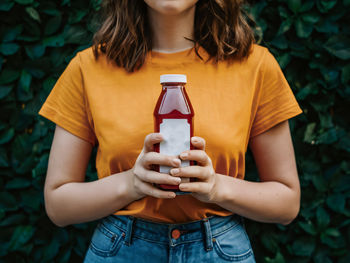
[147,7,196,53]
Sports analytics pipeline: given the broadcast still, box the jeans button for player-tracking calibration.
[171,229,181,239]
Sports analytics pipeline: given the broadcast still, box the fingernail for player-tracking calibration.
[173,177,181,183]
[180,152,188,159]
[192,137,198,143]
[173,159,181,166]
[179,184,187,190]
[171,169,180,175]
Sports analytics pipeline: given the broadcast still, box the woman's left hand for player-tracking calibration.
[170,136,220,203]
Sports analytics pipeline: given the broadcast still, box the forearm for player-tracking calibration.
[213,174,300,225]
[45,170,137,227]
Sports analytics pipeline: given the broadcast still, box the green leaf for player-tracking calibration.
[321,68,339,83]
[318,128,338,144]
[25,44,46,59]
[0,0,14,11]
[276,53,291,69]
[17,71,33,101]
[63,25,88,44]
[304,123,316,143]
[300,1,314,12]
[318,0,337,12]
[296,83,318,100]
[288,0,301,13]
[74,234,88,257]
[277,18,293,35]
[17,36,40,43]
[311,174,328,192]
[302,13,320,24]
[265,252,285,263]
[8,225,35,252]
[321,233,346,248]
[0,85,13,99]
[338,135,350,153]
[14,0,34,4]
[326,193,345,213]
[5,178,31,189]
[271,35,288,49]
[41,6,61,16]
[27,68,45,79]
[0,213,26,227]
[0,43,20,56]
[20,190,41,210]
[58,248,71,263]
[42,238,61,262]
[62,0,70,6]
[314,250,333,263]
[324,35,350,59]
[68,9,88,24]
[316,206,330,228]
[0,148,9,167]
[19,70,32,93]
[45,14,62,35]
[0,128,15,144]
[43,35,65,47]
[15,155,35,174]
[261,233,279,253]
[319,113,333,129]
[295,18,313,38]
[2,25,23,42]
[0,191,17,211]
[324,228,341,237]
[43,77,56,92]
[292,237,316,256]
[299,221,318,235]
[315,19,339,33]
[25,7,41,22]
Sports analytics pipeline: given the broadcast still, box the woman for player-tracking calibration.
[39,0,302,262]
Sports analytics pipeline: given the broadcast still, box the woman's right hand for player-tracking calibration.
[128,133,182,200]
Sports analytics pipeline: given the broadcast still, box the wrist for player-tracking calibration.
[211,173,231,204]
[124,169,144,201]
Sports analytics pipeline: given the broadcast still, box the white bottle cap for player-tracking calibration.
[160,74,187,84]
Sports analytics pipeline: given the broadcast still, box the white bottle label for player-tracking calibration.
[159,119,190,180]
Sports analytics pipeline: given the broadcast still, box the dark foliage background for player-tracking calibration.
[0,0,349,262]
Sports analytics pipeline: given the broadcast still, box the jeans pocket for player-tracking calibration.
[213,221,254,262]
[89,222,124,257]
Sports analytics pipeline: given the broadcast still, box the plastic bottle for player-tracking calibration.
[154,74,194,194]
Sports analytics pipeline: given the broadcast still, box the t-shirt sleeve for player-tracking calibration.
[249,50,303,138]
[38,53,97,146]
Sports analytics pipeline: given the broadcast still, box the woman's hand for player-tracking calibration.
[171,137,220,203]
[129,133,182,201]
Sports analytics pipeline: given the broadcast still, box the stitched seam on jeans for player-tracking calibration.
[214,241,253,261]
[211,221,240,238]
[131,236,168,245]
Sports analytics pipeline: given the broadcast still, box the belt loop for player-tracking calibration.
[124,216,135,246]
[202,218,213,251]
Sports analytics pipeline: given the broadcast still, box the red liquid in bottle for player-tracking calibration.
[154,74,194,194]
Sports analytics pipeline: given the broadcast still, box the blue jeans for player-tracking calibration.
[84,214,255,262]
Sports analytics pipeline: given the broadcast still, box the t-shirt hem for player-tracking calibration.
[38,105,97,146]
[113,210,234,224]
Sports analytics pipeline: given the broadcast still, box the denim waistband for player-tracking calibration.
[101,214,242,251]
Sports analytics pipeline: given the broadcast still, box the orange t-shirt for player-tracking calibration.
[38,44,302,223]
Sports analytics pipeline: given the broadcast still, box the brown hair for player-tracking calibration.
[93,0,255,72]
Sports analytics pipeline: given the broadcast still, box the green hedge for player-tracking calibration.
[0,0,349,262]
